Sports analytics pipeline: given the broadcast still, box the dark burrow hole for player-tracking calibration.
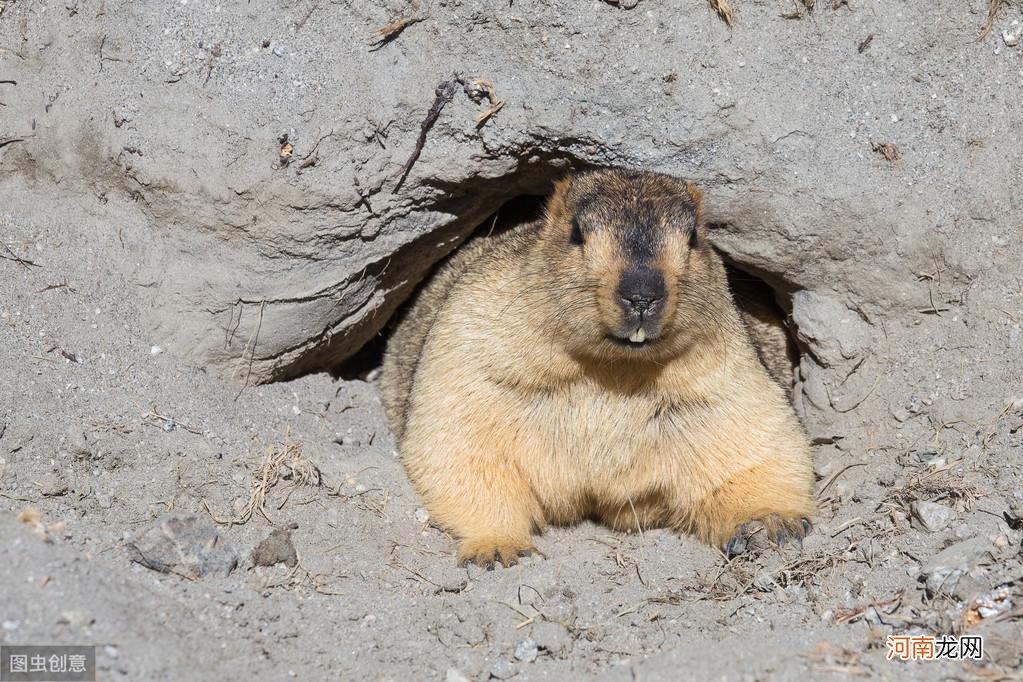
[335,194,800,389]
[723,260,800,389]
[333,194,548,381]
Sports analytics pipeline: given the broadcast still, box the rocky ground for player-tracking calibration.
[2,0,1023,680]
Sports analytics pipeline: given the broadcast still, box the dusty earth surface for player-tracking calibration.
[2,0,1023,680]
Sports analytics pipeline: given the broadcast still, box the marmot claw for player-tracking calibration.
[723,515,813,559]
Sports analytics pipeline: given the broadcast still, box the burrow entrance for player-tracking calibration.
[336,192,802,391]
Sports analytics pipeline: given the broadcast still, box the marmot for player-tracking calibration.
[381,169,814,567]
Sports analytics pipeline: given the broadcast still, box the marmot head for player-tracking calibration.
[530,169,728,362]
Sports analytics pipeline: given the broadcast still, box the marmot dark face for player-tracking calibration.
[533,169,724,362]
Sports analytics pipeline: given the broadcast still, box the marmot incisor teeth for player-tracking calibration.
[381,169,814,567]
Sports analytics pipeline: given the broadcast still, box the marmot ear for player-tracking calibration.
[684,181,705,226]
[546,175,574,221]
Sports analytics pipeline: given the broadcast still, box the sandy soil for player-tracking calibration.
[2,174,1021,680]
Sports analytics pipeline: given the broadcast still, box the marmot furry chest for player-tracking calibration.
[381,169,814,567]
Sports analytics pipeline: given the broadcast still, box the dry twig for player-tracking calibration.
[979,0,1004,41]
[369,2,426,47]
[393,78,459,190]
[204,440,319,526]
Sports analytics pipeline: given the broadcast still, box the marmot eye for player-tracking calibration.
[569,218,584,246]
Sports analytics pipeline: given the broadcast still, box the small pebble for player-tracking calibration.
[2,621,18,631]
[58,611,95,628]
[489,661,516,680]
[911,501,955,532]
[513,639,539,663]
[414,508,430,524]
[446,670,471,682]
[250,528,298,568]
[150,345,163,355]
[1003,23,1020,48]
[273,46,286,57]
[39,474,69,497]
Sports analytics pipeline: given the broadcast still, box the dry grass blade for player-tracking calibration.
[1,238,41,268]
[881,466,979,513]
[262,559,347,596]
[979,0,1004,41]
[142,406,203,435]
[716,548,846,597]
[369,15,426,45]
[204,440,319,526]
[467,77,505,126]
[709,0,734,25]
[834,589,904,624]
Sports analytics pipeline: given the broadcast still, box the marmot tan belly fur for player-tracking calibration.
[381,169,814,567]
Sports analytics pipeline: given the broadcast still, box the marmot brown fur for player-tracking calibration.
[381,169,814,567]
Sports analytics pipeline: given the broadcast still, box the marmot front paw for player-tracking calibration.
[723,515,812,558]
[456,535,539,569]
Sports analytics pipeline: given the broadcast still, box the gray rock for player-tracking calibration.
[752,570,779,592]
[250,528,298,568]
[39,474,69,497]
[1004,500,1023,530]
[907,395,924,414]
[911,501,956,532]
[1004,25,1021,47]
[920,537,994,597]
[950,573,987,602]
[513,638,538,663]
[489,660,516,679]
[128,513,238,579]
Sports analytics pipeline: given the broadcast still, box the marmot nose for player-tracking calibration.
[618,267,665,314]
